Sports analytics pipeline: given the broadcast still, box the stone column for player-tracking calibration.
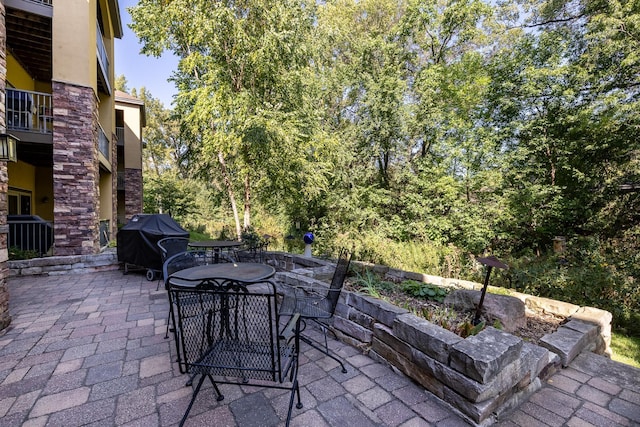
[0,2,11,331]
[125,168,143,221]
[52,81,100,255]
[110,132,117,242]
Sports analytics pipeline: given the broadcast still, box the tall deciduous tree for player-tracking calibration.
[129,0,323,239]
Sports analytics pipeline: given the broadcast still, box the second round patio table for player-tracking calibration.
[187,239,244,263]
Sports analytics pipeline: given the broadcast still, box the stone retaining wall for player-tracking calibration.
[8,250,119,277]
[269,252,613,426]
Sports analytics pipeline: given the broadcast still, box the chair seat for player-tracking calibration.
[192,339,296,382]
[280,294,333,319]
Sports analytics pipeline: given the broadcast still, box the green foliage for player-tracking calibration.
[611,332,640,369]
[127,0,639,339]
[495,235,640,335]
[142,174,200,225]
[422,306,460,332]
[350,269,395,298]
[8,247,39,260]
[401,280,449,302]
[457,321,486,339]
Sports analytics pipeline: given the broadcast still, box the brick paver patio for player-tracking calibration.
[0,270,470,426]
[1,270,638,426]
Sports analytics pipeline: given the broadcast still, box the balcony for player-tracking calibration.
[98,125,110,162]
[97,21,111,95]
[6,89,53,134]
[5,1,52,83]
[116,126,125,146]
[117,171,125,190]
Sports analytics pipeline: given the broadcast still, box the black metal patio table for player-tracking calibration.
[168,262,275,286]
[187,240,244,263]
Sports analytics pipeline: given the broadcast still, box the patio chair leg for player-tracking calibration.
[179,374,207,427]
[285,367,303,427]
[300,333,347,373]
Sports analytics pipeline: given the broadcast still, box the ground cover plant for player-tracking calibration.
[346,268,565,344]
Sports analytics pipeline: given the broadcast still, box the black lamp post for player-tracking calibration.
[473,255,509,325]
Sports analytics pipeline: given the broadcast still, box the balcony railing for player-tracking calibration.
[117,171,125,190]
[98,125,110,161]
[116,126,124,146]
[20,0,52,5]
[96,21,111,94]
[6,89,53,134]
[100,219,110,247]
[8,215,54,257]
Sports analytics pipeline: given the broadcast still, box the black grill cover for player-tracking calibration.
[117,214,189,271]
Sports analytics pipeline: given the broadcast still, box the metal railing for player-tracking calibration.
[8,216,54,257]
[116,126,124,146]
[96,21,110,88]
[98,124,110,161]
[100,219,110,247]
[117,171,125,190]
[23,0,52,5]
[6,89,53,134]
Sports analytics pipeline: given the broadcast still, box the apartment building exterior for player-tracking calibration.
[0,0,145,330]
[115,90,145,225]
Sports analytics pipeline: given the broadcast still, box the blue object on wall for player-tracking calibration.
[303,232,314,244]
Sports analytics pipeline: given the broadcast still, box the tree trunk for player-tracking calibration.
[218,151,242,239]
[243,174,251,230]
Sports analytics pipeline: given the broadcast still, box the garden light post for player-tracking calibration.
[473,256,508,325]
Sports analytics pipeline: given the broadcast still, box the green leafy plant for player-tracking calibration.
[351,269,395,298]
[8,247,39,260]
[401,280,449,302]
[457,321,485,338]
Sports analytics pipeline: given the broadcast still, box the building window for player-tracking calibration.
[8,188,32,215]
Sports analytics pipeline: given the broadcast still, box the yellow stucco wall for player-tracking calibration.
[7,162,54,220]
[99,172,112,222]
[7,162,35,192]
[6,54,35,90]
[35,168,54,221]
[52,0,95,90]
[117,103,143,170]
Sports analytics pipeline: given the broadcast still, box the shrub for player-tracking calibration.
[9,247,39,260]
[401,280,449,302]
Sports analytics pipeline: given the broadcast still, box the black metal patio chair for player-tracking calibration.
[156,237,190,290]
[233,239,269,263]
[162,250,208,339]
[279,248,352,373]
[170,278,303,427]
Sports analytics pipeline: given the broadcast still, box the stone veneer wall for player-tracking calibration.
[125,168,143,222]
[268,252,613,426]
[8,250,119,277]
[52,81,100,255]
[0,1,9,332]
[110,132,118,242]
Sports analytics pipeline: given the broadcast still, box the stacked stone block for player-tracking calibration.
[268,252,614,426]
[124,168,142,222]
[0,2,10,332]
[52,81,100,255]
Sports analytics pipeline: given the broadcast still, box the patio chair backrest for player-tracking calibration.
[162,250,207,289]
[326,248,352,310]
[235,240,269,263]
[170,279,299,383]
[158,237,190,261]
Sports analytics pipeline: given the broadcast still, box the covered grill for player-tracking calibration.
[117,214,189,280]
